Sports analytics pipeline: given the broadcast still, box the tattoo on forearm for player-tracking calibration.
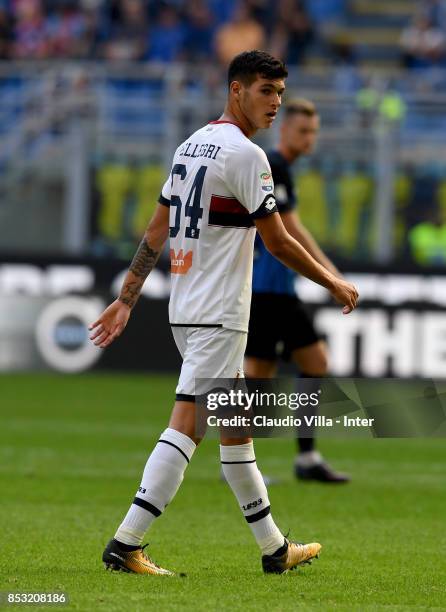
[129,240,159,278]
[119,281,142,308]
[119,239,160,309]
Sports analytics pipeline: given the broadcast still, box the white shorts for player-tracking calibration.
[171,326,247,400]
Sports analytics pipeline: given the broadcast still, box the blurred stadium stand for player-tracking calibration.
[1,0,446,267]
[1,61,446,266]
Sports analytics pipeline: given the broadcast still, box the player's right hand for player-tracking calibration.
[88,299,131,348]
[330,279,359,314]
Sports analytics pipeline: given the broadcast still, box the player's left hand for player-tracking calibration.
[329,278,359,314]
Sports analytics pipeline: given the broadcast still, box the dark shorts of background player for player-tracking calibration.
[246,292,321,362]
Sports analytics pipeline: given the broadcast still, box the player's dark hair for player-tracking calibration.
[284,98,318,118]
[227,50,288,88]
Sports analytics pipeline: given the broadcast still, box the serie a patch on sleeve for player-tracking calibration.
[260,171,273,192]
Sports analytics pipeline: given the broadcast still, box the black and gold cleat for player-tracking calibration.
[295,461,350,483]
[103,539,175,576]
[262,539,321,574]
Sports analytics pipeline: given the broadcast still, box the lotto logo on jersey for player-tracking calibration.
[265,196,276,210]
[260,171,273,192]
[170,249,193,274]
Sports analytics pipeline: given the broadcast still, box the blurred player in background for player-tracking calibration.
[89,51,358,577]
[245,99,350,483]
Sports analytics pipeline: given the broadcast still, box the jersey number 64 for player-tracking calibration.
[169,164,208,240]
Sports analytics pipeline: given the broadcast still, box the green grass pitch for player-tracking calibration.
[0,373,445,611]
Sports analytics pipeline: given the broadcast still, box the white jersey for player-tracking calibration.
[160,121,278,332]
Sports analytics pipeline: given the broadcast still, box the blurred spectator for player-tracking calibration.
[79,4,102,59]
[409,209,446,265]
[421,0,446,29]
[305,0,345,26]
[355,78,406,128]
[2,0,443,74]
[45,0,87,59]
[12,0,50,59]
[100,0,148,61]
[145,3,185,63]
[0,2,13,58]
[79,0,104,9]
[214,1,265,67]
[400,14,446,69]
[244,0,275,34]
[183,0,214,63]
[0,0,325,64]
[207,0,237,27]
[270,0,313,65]
[328,30,356,66]
[356,78,380,127]
[379,88,406,125]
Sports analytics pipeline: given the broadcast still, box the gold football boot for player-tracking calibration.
[103,539,175,576]
[262,539,321,574]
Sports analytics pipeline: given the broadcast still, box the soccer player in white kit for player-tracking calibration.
[89,50,358,576]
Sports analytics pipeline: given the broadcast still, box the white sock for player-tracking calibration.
[296,450,323,468]
[115,428,196,546]
[220,442,284,556]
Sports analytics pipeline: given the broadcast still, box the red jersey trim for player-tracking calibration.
[210,194,248,215]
